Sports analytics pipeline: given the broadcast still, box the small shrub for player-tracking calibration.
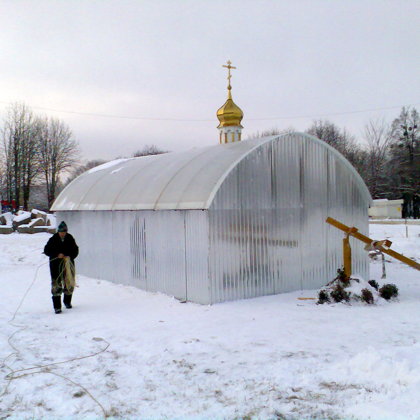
[336,268,351,286]
[379,284,399,300]
[361,288,374,304]
[368,280,379,290]
[330,283,351,303]
[317,289,330,304]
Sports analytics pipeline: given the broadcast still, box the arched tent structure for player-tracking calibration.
[52,133,371,304]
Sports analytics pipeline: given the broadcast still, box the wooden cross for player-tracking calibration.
[222,60,236,85]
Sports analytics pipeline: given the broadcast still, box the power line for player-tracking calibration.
[0,100,418,122]
[247,104,420,121]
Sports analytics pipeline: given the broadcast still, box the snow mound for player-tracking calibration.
[13,210,31,222]
[0,211,13,226]
[317,271,395,305]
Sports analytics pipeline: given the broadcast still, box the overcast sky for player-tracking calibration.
[1,0,419,161]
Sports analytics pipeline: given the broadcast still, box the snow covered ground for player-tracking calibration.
[0,223,419,419]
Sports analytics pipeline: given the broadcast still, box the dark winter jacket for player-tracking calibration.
[44,233,79,280]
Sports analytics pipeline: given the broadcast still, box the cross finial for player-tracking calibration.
[222,60,236,90]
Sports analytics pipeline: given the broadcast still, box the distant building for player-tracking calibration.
[369,199,404,219]
[51,63,371,304]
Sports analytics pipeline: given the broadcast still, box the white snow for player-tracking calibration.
[31,209,47,217]
[0,223,419,419]
[0,212,13,226]
[12,211,31,222]
[28,218,44,228]
[325,275,387,305]
[47,213,57,227]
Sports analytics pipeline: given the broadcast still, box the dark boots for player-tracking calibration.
[52,296,62,314]
[52,294,73,313]
[63,294,73,309]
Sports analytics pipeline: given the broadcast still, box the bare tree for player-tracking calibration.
[21,117,43,209]
[1,103,39,209]
[0,158,6,201]
[64,159,107,187]
[246,127,295,139]
[390,107,419,164]
[387,107,419,217]
[132,144,168,157]
[362,119,392,198]
[305,119,366,176]
[306,120,355,157]
[38,117,80,209]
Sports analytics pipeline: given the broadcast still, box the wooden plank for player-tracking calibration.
[326,217,420,271]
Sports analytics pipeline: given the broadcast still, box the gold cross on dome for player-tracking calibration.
[222,60,236,85]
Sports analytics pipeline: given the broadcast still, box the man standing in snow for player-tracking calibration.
[44,221,79,314]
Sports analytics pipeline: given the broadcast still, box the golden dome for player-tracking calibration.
[217,87,244,128]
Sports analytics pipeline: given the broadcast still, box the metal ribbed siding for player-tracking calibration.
[58,211,116,284]
[145,211,185,298]
[184,211,210,304]
[56,210,210,303]
[129,213,147,289]
[208,133,370,303]
[56,132,370,305]
[58,211,141,287]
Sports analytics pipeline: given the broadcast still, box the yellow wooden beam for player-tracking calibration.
[326,217,420,271]
[343,236,352,277]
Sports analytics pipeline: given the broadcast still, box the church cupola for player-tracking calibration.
[217,60,244,144]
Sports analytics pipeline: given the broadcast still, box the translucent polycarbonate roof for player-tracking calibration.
[51,133,371,211]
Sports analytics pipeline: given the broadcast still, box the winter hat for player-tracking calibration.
[57,221,68,232]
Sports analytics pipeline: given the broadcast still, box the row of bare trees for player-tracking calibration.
[344,107,418,214]
[248,107,419,217]
[0,103,80,210]
[1,102,417,215]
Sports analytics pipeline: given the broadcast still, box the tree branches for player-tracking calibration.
[0,103,80,210]
[38,117,80,208]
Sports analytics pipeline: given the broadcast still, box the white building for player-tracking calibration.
[369,199,404,219]
[51,64,371,304]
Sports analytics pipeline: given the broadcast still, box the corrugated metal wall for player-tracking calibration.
[208,133,369,303]
[57,210,210,303]
[57,133,370,305]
